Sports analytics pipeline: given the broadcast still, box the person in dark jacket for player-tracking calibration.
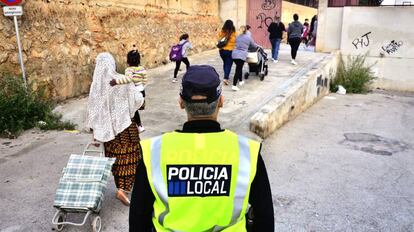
[267,16,285,63]
[287,13,304,65]
[308,15,318,46]
[129,65,274,232]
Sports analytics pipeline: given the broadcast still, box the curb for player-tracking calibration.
[250,51,340,138]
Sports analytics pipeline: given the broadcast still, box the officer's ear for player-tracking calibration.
[179,97,185,109]
[218,95,224,108]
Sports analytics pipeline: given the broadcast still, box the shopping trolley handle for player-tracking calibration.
[82,141,104,157]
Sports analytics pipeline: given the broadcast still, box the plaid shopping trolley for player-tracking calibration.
[52,142,114,232]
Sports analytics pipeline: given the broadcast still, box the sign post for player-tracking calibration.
[1,0,26,90]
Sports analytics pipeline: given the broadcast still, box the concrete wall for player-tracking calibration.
[220,0,317,29]
[220,0,316,44]
[340,7,414,91]
[281,1,317,27]
[316,7,343,52]
[250,52,340,138]
[219,0,246,28]
[318,5,414,92]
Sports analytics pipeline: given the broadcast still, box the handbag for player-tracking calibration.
[246,51,259,64]
[216,36,228,49]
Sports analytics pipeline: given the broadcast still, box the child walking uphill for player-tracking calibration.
[172,33,193,83]
[110,46,147,133]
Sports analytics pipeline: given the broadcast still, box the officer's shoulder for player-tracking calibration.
[224,129,262,143]
[140,131,175,141]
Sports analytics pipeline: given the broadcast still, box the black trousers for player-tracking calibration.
[288,37,302,60]
[133,90,145,126]
[232,59,245,86]
[174,57,190,79]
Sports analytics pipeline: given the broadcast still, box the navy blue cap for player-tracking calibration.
[180,65,222,103]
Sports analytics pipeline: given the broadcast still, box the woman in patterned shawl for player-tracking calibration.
[87,53,144,206]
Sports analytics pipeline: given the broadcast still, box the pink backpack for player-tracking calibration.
[302,26,309,38]
[169,41,188,61]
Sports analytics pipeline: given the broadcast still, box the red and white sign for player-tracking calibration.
[0,0,23,6]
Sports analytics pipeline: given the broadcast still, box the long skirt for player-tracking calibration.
[104,122,142,192]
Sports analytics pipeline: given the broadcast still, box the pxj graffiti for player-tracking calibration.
[352,32,372,49]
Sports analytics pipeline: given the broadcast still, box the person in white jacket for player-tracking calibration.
[87,52,144,206]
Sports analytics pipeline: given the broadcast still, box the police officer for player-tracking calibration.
[129,65,274,231]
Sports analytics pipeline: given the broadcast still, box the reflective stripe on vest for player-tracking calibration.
[142,130,260,231]
[149,135,169,226]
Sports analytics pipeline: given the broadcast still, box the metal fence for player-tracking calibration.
[328,0,413,6]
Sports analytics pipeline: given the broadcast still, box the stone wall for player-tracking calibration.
[0,0,221,100]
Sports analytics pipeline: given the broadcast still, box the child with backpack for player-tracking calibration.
[170,33,193,83]
[110,45,147,133]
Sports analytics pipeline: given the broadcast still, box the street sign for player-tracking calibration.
[2,3,27,90]
[3,5,22,16]
[0,0,23,6]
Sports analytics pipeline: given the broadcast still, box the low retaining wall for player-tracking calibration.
[250,51,340,138]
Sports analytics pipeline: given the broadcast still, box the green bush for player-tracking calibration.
[0,74,76,137]
[330,55,376,94]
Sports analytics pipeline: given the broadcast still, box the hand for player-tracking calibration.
[139,100,146,110]
[109,79,117,86]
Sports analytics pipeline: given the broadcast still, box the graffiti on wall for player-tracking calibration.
[247,0,281,48]
[261,0,277,10]
[352,32,372,49]
[381,40,403,55]
[256,12,277,29]
[316,75,328,96]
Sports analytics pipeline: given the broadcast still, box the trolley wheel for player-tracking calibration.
[244,72,249,80]
[92,216,102,232]
[55,212,66,231]
[259,73,265,81]
[264,65,268,76]
[255,70,259,76]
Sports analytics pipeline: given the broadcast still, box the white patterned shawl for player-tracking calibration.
[87,53,144,142]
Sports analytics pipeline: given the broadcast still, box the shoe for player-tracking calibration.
[239,81,245,86]
[138,126,145,133]
[273,60,279,64]
[232,85,240,91]
[291,60,297,65]
[270,58,274,61]
[172,78,177,83]
[116,189,130,206]
[223,79,229,85]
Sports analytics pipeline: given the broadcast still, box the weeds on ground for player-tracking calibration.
[330,55,376,94]
[0,73,76,138]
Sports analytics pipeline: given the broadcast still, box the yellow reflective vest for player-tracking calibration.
[141,130,260,232]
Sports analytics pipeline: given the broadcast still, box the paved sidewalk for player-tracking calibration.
[142,45,326,139]
[54,45,327,139]
[0,45,327,232]
[264,91,414,231]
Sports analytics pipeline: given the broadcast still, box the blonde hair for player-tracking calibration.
[239,25,247,34]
